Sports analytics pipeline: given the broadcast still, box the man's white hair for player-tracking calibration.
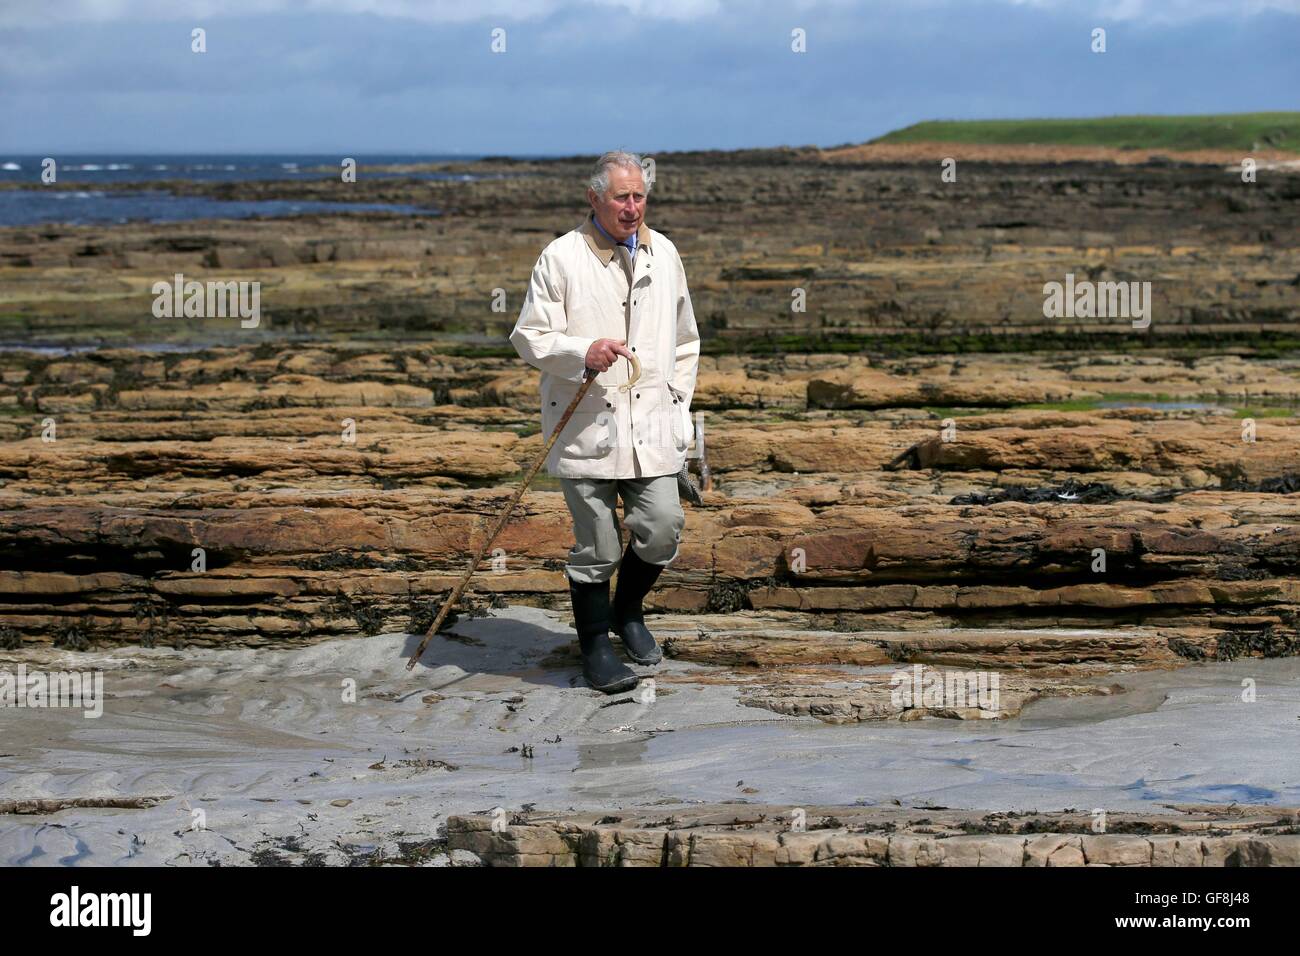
[589,150,651,198]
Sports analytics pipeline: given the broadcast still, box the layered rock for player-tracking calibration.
[447,803,1300,866]
[1,345,1297,721]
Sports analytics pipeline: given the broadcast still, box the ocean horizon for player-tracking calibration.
[0,153,565,183]
[0,153,558,226]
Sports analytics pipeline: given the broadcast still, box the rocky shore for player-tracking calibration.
[449,803,1300,867]
[3,145,1296,350]
[2,341,1297,722]
[1,144,1297,863]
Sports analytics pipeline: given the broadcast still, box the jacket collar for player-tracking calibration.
[580,212,652,266]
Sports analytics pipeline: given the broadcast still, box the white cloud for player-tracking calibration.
[1005,0,1300,21]
[1,0,1295,28]
[0,0,719,28]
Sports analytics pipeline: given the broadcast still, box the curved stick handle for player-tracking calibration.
[618,350,642,392]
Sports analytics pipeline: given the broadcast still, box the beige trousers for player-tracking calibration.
[559,474,685,583]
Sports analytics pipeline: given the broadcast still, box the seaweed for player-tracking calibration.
[52,623,92,652]
[1214,626,1300,661]
[327,592,387,636]
[1230,473,1300,494]
[704,579,750,614]
[297,550,384,571]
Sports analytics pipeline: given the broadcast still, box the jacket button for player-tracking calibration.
[550,401,556,406]
[622,301,627,307]
[636,392,640,398]
[631,346,636,352]
[605,402,611,408]
[637,439,643,445]
[673,399,678,404]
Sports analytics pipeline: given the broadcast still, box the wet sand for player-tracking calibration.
[2,605,1296,866]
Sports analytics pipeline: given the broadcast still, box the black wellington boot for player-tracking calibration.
[611,544,665,665]
[569,576,639,694]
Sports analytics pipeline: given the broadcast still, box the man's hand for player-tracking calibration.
[585,338,634,373]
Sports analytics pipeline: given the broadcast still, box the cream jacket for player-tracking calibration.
[510,213,700,479]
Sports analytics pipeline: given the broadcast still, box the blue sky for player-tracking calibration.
[1,0,1297,154]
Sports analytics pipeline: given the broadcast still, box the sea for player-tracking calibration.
[0,153,537,227]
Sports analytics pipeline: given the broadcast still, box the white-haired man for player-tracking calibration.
[510,151,700,693]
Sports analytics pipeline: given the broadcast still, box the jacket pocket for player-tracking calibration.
[666,382,689,452]
[559,410,618,459]
[543,380,609,438]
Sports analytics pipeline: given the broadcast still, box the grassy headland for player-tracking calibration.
[872,113,1300,153]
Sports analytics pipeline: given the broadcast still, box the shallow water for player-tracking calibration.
[0,189,438,226]
[0,153,511,185]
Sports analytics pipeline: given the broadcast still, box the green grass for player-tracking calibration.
[704,330,1300,359]
[921,406,997,418]
[443,344,518,359]
[1016,399,1113,412]
[1013,393,1299,416]
[448,330,1300,365]
[871,113,1300,154]
[1101,391,1186,402]
[482,423,541,437]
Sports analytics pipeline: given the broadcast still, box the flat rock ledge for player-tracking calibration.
[447,804,1300,867]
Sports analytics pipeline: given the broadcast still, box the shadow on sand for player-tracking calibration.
[397,607,648,694]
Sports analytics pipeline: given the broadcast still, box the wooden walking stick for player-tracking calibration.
[406,353,641,670]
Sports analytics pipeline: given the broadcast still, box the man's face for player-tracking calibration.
[587,165,646,241]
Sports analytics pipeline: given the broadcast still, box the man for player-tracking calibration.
[510,150,700,694]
